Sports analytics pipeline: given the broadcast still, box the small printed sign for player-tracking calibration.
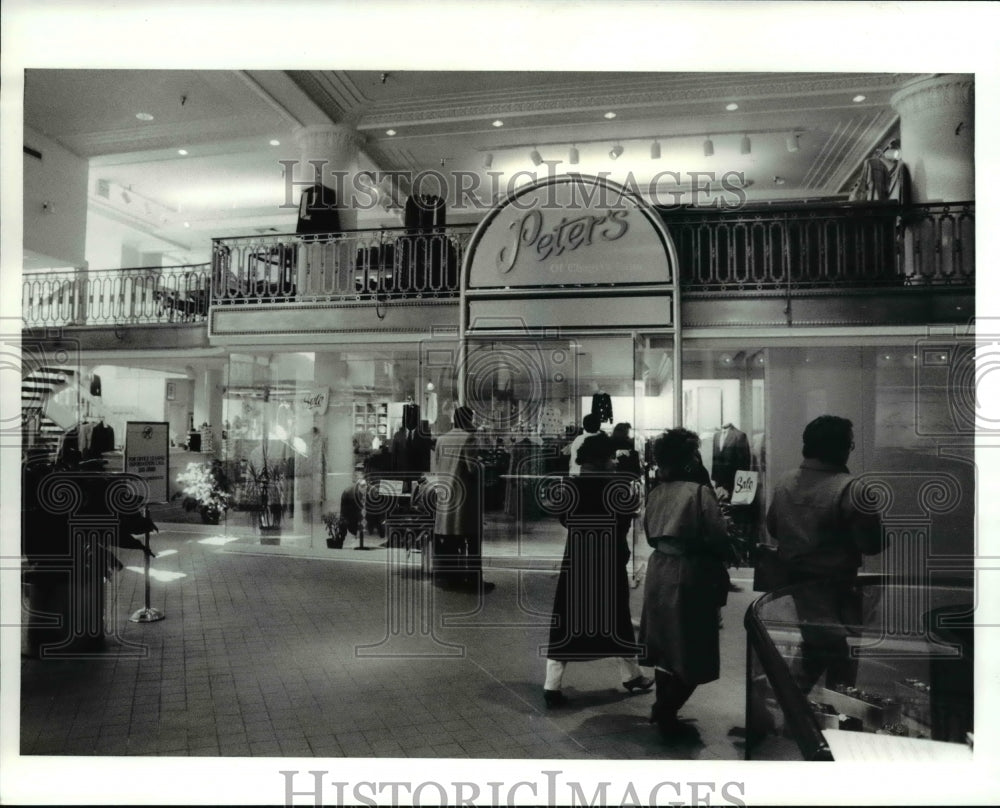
[124,421,170,503]
[730,469,759,505]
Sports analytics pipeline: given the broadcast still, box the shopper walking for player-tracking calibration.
[431,405,495,593]
[638,428,732,740]
[765,415,884,693]
[543,433,653,707]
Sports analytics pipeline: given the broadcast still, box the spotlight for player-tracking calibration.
[569,145,579,165]
[609,144,624,160]
[703,138,714,157]
[530,149,543,167]
[650,140,661,160]
[740,134,751,155]
[786,134,800,153]
[484,153,494,169]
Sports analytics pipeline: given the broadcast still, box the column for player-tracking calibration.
[193,367,223,457]
[890,74,974,203]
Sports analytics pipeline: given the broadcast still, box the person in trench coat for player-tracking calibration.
[542,432,653,707]
[430,405,494,593]
[638,428,732,739]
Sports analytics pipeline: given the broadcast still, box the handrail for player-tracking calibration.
[211,224,478,305]
[667,201,974,292]
[21,203,974,330]
[22,263,212,327]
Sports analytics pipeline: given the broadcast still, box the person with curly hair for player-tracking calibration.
[639,428,732,740]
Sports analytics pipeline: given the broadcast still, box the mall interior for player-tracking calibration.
[14,69,980,771]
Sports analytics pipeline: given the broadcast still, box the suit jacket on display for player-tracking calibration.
[711,425,751,494]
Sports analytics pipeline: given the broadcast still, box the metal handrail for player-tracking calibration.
[22,263,212,327]
[21,204,974,330]
[211,224,478,305]
[666,201,974,292]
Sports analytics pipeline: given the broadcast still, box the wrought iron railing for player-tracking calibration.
[211,225,477,305]
[21,205,973,329]
[667,201,973,293]
[22,263,212,327]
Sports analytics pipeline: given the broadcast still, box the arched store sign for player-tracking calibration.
[462,174,679,331]
[459,174,682,423]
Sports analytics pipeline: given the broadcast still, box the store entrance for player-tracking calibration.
[464,333,676,558]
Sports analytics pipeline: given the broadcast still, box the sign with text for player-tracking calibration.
[124,421,169,503]
[298,386,330,415]
[467,175,673,290]
[730,469,759,505]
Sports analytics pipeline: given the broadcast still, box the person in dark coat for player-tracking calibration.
[638,428,732,739]
[543,433,653,707]
[765,415,884,694]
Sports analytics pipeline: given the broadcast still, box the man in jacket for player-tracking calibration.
[431,406,495,593]
[765,415,884,693]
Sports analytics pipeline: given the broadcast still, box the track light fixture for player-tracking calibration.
[740,134,752,155]
[568,145,579,165]
[484,153,493,169]
[786,134,800,153]
[650,140,661,160]
[609,144,624,160]
[529,149,543,166]
[703,138,714,157]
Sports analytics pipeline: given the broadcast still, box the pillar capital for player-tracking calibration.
[293,123,365,168]
[891,74,974,118]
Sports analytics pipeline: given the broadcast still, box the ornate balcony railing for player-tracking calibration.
[666,201,974,293]
[21,204,973,330]
[210,225,477,306]
[22,263,212,327]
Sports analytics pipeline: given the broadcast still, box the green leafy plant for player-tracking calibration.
[176,460,231,523]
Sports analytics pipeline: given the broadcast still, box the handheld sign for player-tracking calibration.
[730,470,759,505]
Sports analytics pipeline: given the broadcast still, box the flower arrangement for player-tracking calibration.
[176,460,231,524]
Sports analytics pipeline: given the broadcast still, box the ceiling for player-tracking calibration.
[23,69,920,260]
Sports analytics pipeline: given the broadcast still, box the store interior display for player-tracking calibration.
[745,577,974,761]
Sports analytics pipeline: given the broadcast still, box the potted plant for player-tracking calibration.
[176,460,231,524]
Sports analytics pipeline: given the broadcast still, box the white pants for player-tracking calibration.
[544,657,643,690]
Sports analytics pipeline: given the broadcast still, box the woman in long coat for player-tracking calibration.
[543,433,653,707]
[639,428,731,738]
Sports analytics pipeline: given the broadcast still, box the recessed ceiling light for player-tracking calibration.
[726,102,739,111]
[604,111,617,119]
[183,222,190,228]
[135,112,154,121]
[385,129,396,136]
[177,149,188,156]
[492,119,504,128]
[269,139,280,146]
[853,94,867,103]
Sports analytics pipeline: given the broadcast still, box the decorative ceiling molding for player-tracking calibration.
[349,73,922,128]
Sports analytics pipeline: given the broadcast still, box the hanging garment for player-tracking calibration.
[591,393,613,424]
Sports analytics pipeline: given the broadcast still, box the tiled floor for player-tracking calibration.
[20,521,758,760]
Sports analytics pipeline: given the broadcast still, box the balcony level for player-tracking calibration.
[22,202,974,349]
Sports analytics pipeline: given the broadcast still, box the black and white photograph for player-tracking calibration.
[2,2,998,805]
